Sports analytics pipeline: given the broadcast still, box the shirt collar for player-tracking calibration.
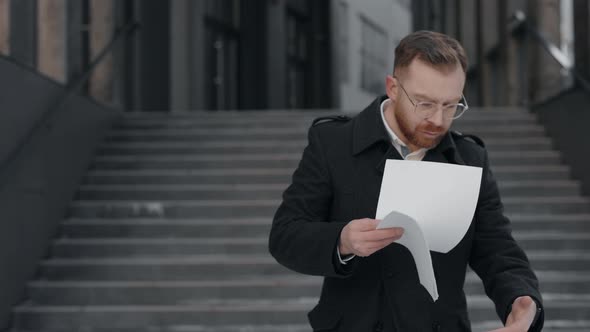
[352,96,392,155]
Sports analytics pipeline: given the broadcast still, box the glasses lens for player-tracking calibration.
[416,103,437,118]
[451,105,467,119]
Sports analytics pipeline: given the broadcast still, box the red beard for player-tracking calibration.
[395,110,446,149]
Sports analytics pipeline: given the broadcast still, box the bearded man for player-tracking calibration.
[269,30,543,332]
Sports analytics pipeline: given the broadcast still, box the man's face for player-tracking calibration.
[386,59,466,150]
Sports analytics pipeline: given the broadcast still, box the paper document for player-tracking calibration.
[376,159,483,301]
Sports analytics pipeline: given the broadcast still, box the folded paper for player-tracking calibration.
[376,159,483,301]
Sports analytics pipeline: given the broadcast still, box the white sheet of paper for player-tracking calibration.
[381,210,439,301]
[376,160,482,253]
[375,159,482,302]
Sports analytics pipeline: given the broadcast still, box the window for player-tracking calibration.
[204,0,240,110]
[285,7,310,108]
[360,15,387,95]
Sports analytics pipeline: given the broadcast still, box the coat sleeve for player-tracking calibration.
[468,149,544,331]
[268,125,357,277]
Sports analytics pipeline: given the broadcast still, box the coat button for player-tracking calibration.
[385,269,394,278]
[373,321,384,332]
[432,323,441,331]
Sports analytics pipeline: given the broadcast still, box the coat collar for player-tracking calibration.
[352,95,466,174]
[352,95,392,156]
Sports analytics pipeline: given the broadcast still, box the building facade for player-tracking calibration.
[412,0,577,107]
[330,0,412,111]
[0,0,408,112]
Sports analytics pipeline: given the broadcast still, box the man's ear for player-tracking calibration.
[385,75,397,101]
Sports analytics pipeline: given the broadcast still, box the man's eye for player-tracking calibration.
[417,102,436,110]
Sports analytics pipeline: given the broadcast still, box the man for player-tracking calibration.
[269,31,543,332]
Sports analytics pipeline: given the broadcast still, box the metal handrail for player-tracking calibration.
[0,21,140,176]
[509,10,590,93]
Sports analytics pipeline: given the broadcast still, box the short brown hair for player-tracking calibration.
[393,30,468,74]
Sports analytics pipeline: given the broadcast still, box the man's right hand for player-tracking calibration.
[339,218,404,257]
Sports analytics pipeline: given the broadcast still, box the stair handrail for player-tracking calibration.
[509,10,590,93]
[0,21,140,181]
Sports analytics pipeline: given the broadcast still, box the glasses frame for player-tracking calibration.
[393,76,469,120]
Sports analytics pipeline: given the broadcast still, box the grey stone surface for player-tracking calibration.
[11,108,590,331]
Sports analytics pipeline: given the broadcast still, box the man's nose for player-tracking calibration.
[426,107,445,126]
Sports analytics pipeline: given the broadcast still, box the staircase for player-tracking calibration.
[10,108,590,332]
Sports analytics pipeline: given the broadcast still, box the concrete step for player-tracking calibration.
[107,124,544,135]
[82,165,572,185]
[50,237,270,256]
[527,250,590,270]
[465,270,590,294]
[75,184,287,201]
[88,151,562,170]
[10,324,314,332]
[67,200,281,218]
[83,169,294,185]
[26,277,323,305]
[112,111,536,128]
[117,108,529,117]
[58,218,271,238]
[497,180,581,196]
[113,109,532,121]
[56,215,590,242]
[96,137,555,156]
[112,116,541,130]
[38,255,291,281]
[509,214,590,232]
[516,232,590,250]
[473,321,590,332]
[9,322,590,332]
[38,252,589,282]
[26,271,590,305]
[58,213,590,234]
[501,196,590,214]
[58,217,586,238]
[104,125,546,142]
[49,232,590,259]
[66,196,590,218]
[11,294,590,329]
[74,180,581,201]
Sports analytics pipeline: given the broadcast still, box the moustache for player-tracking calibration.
[421,124,445,134]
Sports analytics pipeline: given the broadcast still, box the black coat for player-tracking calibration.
[269,96,543,332]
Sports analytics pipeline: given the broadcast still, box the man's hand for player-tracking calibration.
[488,296,537,332]
[339,218,404,257]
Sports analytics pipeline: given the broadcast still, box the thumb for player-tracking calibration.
[514,296,534,309]
[351,218,381,231]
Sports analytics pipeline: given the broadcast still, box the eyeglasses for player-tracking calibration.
[394,76,469,120]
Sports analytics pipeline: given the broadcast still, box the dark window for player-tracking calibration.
[10,0,37,68]
[204,0,240,110]
[286,7,310,109]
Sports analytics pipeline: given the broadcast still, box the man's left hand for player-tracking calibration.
[487,296,537,332]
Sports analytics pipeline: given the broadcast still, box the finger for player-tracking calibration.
[350,218,381,231]
[500,297,537,331]
[365,237,398,251]
[514,296,535,310]
[363,228,405,242]
[486,326,515,332]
